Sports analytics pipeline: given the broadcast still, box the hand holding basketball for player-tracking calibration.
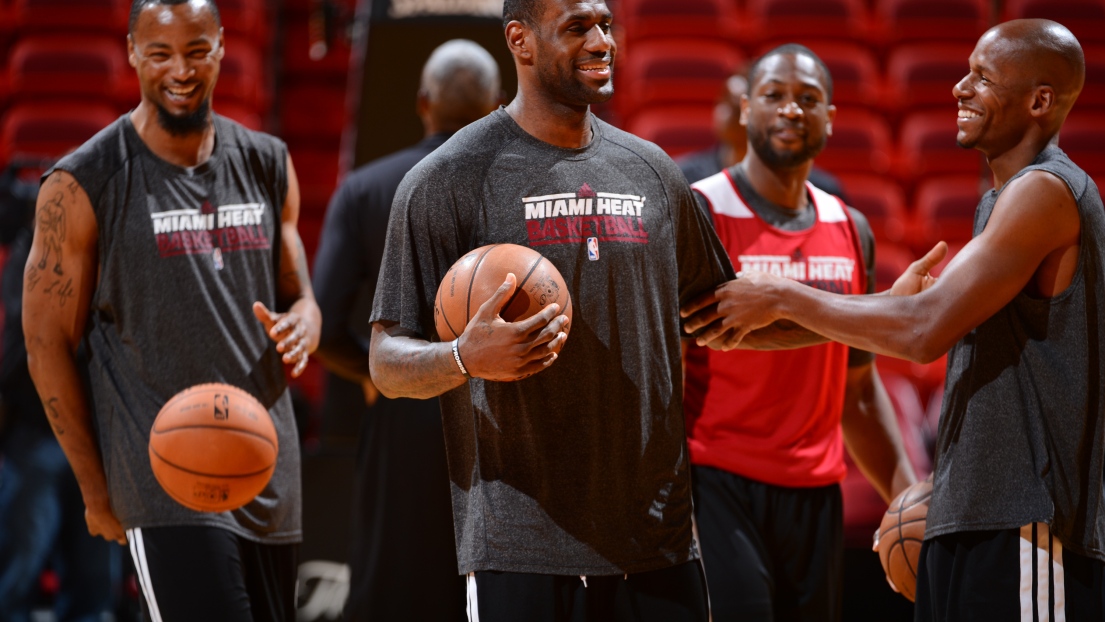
[874,478,932,602]
[435,244,572,382]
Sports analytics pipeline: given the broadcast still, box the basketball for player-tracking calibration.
[434,243,573,342]
[148,383,278,513]
[875,478,932,602]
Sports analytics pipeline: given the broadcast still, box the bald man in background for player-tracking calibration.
[311,39,501,621]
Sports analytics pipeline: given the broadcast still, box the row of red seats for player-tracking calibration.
[616,0,1105,49]
[633,107,1105,184]
[0,0,271,41]
[614,38,1105,123]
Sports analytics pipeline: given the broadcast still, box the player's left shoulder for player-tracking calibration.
[214,113,288,160]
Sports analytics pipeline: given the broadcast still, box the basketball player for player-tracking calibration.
[684,44,917,622]
[368,0,734,619]
[312,39,500,621]
[676,66,845,199]
[683,19,1105,620]
[22,1,320,620]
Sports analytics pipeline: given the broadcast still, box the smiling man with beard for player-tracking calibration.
[22,1,320,620]
[683,44,919,622]
[368,0,734,620]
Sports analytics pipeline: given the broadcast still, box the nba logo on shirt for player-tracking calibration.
[587,237,599,261]
[212,247,224,270]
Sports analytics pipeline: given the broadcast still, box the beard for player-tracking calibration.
[156,98,212,137]
[747,122,827,169]
[536,61,614,107]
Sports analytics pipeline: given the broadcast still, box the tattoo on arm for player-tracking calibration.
[45,397,64,436]
[36,191,67,276]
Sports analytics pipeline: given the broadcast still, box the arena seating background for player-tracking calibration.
[0,0,1103,619]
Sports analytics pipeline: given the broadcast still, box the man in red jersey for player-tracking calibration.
[684,44,918,622]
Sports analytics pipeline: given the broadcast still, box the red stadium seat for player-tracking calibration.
[873,0,991,46]
[872,241,914,292]
[626,105,715,159]
[1003,0,1105,45]
[281,10,353,81]
[281,84,349,144]
[836,174,908,245]
[9,0,128,35]
[1060,113,1105,178]
[912,174,987,249]
[897,110,983,182]
[785,41,882,109]
[0,103,119,164]
[815,109,894,175]
[743,0,870,47]
[617,39,743,114]
[288,147,342,216]
[620,0,739,41]
[218,43,268,112]
[886,43,973,112]
[6,36,132,107]
[216,0,270,43]
[1078,45,1105,111]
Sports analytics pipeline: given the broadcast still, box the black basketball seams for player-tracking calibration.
[465,244,500,326]
[503,254,545,314]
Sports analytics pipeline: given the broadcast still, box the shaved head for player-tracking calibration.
[420,39,501,132]
[983,19,1084,113]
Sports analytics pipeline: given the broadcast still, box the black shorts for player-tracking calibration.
[691,465,843,622]
[126,525,297,622]
[916,523,1105,621]
[464,560,708,622]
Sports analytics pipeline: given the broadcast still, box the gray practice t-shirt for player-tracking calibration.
[45,114,302,544]
[372,108,735,575]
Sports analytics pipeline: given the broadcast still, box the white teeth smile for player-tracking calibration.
[167,86,197,97]
[958,110,980,119]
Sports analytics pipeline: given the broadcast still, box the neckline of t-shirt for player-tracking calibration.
[122,112,223,177]
[494,108,602,161]
[731,164,817,232]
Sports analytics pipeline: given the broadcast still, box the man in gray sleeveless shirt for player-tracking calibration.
[683,19,1105,620]
[22,1,321,620]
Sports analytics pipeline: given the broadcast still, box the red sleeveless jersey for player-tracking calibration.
[685,169,867,488]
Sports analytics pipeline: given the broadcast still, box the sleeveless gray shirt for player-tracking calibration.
[928,146,1105,561]
[46,114,302,543]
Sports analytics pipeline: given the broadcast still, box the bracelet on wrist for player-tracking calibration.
[451,338,471,379]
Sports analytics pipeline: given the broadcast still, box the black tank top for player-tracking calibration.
[928,145,1105,561]
[46,114,302,543]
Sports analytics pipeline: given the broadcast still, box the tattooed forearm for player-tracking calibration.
[26,265,41,292]
[279,234,310,292]
[45,397,64,436]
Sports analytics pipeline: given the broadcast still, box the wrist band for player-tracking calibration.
[451,339,471,379]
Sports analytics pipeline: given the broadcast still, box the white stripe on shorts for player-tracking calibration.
[127,527,165,622]
[466,572,480,622]
[1020,522,1066,622]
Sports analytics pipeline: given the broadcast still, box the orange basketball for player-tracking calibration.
[875,478,932,602]
[434,243,573,342]
[148,383,278,513]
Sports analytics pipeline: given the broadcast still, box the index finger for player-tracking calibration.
[511,302,561,334]
[680,288,719,319]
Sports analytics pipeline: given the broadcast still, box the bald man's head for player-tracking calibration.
[419,40,501,134]
[983,19,1084,113]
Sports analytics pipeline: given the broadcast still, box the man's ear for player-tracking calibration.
[825,104,837,137]
[505,21,533,65]
[127,34,138,68]
[1030,85,1055,118]
[739,94,750,126]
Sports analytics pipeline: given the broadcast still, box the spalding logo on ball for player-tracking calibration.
[148,383,278,513]
[434,243,573,342]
